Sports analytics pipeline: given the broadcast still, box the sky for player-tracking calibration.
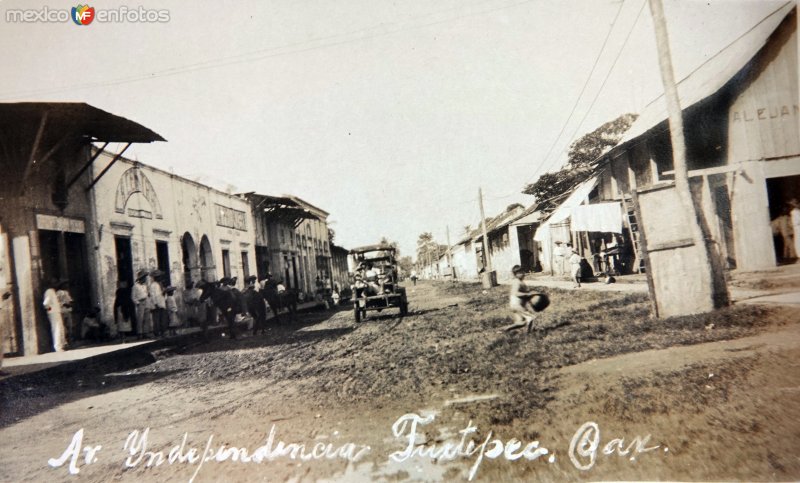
[0,0,788,257]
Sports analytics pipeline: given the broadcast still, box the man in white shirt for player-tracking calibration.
[43,280,67,351]
[149,270,167,337]
[132,271,150,339]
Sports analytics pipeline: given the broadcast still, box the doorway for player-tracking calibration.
[156,240,171,286]
[767,174,800,264]
[114,236,134,287]
[255,246,269,280]
[199,235,214,281]
[181,232,197,288]
[38,229,91,315]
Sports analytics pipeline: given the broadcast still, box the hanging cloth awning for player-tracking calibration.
[570,202,623,233]
[534,176,598,241]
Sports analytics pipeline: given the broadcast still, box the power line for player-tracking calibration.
[0,0,539,100]
[556,0,647,161]
[522,0,627,188]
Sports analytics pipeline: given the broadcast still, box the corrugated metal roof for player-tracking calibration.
[0,102,165,142]
[244,192,320,226]
[618,2,794,146]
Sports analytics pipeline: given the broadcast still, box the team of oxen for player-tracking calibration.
[198,274,298,340]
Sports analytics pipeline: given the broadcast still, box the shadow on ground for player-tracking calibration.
[0,351,185,428]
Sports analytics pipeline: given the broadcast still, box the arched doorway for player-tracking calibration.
[181,233,198,288]
[199,235,215,281]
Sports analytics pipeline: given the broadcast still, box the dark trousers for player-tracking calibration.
[151,308,167,336]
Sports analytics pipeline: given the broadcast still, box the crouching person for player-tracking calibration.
[502,265,549,333]
[82,307,108,341]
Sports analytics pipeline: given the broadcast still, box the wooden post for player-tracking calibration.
[478,187,492,273]
[648,0,728,308]
[446,225,454,281]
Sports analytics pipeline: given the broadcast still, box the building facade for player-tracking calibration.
[592,5,798,273]
[90,154,258,326]
[0,103,163,355]
[246,194,337,299]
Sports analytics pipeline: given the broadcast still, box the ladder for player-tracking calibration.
[621,196,645,273]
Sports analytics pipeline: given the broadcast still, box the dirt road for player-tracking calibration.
[1,281,799,482]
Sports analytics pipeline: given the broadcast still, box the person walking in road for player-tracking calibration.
[43,279,67,352]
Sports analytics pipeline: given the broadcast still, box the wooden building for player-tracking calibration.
[591,4,798,273]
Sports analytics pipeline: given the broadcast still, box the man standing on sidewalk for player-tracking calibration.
[149,270,167,338]
[56,281,74,343]
[132,271,150,339]
[43,279,67,352]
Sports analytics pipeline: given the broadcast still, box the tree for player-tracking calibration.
[398,256,414,274]
[565,113,638,168]
[416,232,439,265]
[523,113,638,208]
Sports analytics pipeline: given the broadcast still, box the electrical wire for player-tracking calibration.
[0,0,539,100]
[522,0,627,188]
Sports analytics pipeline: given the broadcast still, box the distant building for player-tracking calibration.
[440,205,542,282]
[245,194,337,298]
[330,244,350,294]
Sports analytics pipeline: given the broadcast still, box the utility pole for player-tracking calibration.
[648,0,728,307]
[446,225,454,282]
[478,187,492,273]
[434,243,440,278]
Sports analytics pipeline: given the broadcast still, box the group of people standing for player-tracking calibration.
[127,269,180,340]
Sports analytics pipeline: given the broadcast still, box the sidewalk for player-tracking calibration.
[502,273,649,293]
[497,270,800,304]
[0,299,326,381]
